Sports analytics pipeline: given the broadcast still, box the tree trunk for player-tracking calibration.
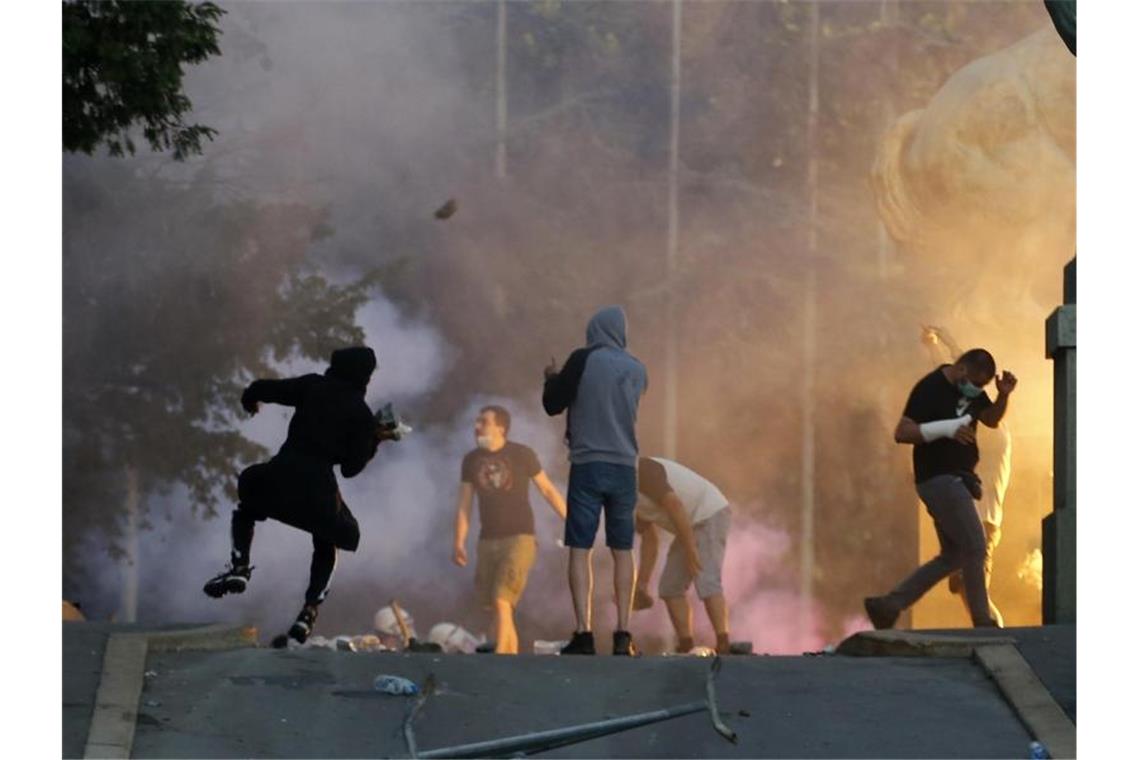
[120,464,141,623]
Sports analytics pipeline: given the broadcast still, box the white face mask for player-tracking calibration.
[958,380,984,399]
[476,435,494,450]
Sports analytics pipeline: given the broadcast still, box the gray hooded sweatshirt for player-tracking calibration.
[542,306,648,467]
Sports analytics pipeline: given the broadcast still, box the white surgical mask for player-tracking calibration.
[958,381,984,399]
[476,435,493,450]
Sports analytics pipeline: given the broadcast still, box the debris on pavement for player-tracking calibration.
[428,623,484,654]
[533,640,566,655]
[374,675,420,696]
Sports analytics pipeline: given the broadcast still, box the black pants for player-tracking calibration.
[232,457,361,606]
[231,508,339,605]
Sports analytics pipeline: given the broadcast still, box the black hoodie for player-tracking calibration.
[242,346,379,478]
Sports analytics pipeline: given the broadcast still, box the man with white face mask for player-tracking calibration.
[865,348,1018,629]
[453,405,567,654]
[921,327,1011,627]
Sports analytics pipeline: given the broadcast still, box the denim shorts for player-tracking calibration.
[564,461,638,550]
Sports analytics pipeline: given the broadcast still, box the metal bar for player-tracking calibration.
[403,674,436,759]
[417,701,707,759]
[706,657,738,743]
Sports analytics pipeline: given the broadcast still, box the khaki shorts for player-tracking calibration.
[475,535,537,608]
[659,507,730,599]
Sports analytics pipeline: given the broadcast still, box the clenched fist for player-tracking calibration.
[995,371,1018,396]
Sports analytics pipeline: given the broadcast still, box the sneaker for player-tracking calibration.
[716,633,732,656]
[612,630,637,656]
[863,596,900,630]
[675,636,695,654]
[203,563,253,598]
[288,604,319,644]
[475,641,496,654]
[559,631,596,655]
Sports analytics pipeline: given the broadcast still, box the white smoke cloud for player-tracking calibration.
[91,357,574,641]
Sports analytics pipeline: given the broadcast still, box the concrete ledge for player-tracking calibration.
[837,630,1075,759]
[836,629,1015,658]
[975,645,1076,759]
[83,634,147,759]
[147,624,258,653]
[82,626,258,759]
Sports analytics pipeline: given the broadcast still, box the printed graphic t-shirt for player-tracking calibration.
[903,366,993,485]
[461,442,542,539]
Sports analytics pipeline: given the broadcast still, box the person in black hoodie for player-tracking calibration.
[203,346,386,644]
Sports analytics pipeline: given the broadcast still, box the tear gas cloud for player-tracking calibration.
[63,1,1072,650]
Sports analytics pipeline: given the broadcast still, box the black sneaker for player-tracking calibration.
[863,596,900,630]
[475,641,496,654]
[203,563,253,598]
[288,604,319,644]
[560,631,596,655]
[613,630,637,656]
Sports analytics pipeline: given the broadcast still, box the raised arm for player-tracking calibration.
[532,470,568,520]
[542,348,593,416]
[977,371,1018,428]
[921,325,962,365]
[240,374,320,414]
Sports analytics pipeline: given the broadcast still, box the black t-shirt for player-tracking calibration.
[903,366,993,485]
[461,442,542,539]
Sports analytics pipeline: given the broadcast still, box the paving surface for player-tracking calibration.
[65,623,1076,758]
[919,625,1075,722]
[129,648,1031,758]
[61,622,213,759]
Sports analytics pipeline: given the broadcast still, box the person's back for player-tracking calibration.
[636,457,728,531]
[567,307,647,466]
[247,347,378,478]
[543,305,648,656]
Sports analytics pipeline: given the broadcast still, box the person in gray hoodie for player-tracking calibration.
[543,306,648,655]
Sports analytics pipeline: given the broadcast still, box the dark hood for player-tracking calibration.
[586,306,627,349]
[325,346,377,393]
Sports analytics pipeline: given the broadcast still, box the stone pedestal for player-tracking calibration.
[1043,258,1076,624]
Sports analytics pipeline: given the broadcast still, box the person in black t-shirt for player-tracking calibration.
[864,348,1018,630]
[453,405,567,654]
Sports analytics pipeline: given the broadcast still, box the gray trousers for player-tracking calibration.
[885,474,994,626]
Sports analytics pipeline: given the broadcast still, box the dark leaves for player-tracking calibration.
[63,1,226,160]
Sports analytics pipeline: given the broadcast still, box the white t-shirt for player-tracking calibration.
[975,422,1012,526]
[636,457,728,532]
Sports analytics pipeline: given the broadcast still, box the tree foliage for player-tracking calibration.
[63,0,225,160]
[62,155,379,582]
